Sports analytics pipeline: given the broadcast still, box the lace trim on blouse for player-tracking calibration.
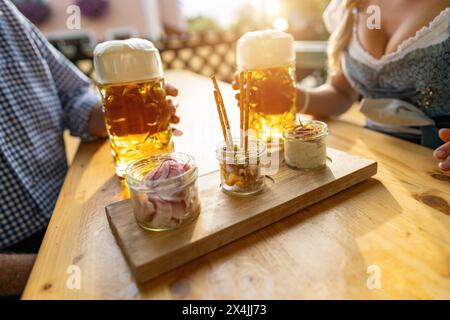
[350,6,450,70]
[323,0,450,70]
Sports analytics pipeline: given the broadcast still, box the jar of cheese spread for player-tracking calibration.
[283,120,328,170]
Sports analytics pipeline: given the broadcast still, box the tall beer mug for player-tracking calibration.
[94,38,173,177]
[237,30,296,142]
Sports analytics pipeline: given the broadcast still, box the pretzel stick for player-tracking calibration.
[211,76,233,149]
[242,72,248,152]
[214,90,227,143]
[224,112,234,150]
[244,72,252,153]
[239,72,245,148]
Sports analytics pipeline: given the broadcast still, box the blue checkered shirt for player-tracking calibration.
[0,0,100,249]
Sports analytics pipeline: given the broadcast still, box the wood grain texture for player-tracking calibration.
[23,71,450,300]
[106,148,377,282]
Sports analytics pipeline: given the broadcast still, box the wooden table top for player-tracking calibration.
[23,70,450,300]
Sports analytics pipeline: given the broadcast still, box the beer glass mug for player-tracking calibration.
[94,38,173,177]
[237,30,296,142]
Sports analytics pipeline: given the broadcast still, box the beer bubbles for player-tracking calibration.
[94,39,173,177]
[236,30,297,143]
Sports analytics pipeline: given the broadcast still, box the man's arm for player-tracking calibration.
[24,14,104,140]
[5,2,181,139]
[0,254,36,297]
[87,104,108,138]
[1,0,106,139]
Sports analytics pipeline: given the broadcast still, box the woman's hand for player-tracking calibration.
[165,84,180,124]
[232,72,297,114]
[231,73,242,107]
[433,129,450,171]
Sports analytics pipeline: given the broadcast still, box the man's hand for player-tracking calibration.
[165,84,180,124]
[0,254,36,297]
[87,83,180,138]
[433,129,450,171]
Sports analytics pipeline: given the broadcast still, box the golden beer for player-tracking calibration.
[237,30,296,142]
[99,78,172,176]
[94,38,172,177]
[240,66,296,141]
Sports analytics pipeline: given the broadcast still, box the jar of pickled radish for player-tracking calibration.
[126,153,201,231]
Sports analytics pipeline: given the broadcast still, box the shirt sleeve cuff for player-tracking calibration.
[65,88,102,142]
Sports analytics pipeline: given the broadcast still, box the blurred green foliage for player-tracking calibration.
[283,0,331,40]
[187,15,222,32]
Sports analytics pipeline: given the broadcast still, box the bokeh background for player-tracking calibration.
[13,0,330,40]
[12,0,331,81]
[11,0,331,162]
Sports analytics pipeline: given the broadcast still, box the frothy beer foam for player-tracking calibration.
[94,38,163,84]
[237,30,295,70]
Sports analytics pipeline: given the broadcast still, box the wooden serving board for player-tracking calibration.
[106,148,377,283]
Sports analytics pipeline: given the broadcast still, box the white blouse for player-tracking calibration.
[322,1,450,137]
[323,0,450,71]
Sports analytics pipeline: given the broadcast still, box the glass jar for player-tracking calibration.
[215,138,266,196]
[125,153,201,231]
[283,120,328,170]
